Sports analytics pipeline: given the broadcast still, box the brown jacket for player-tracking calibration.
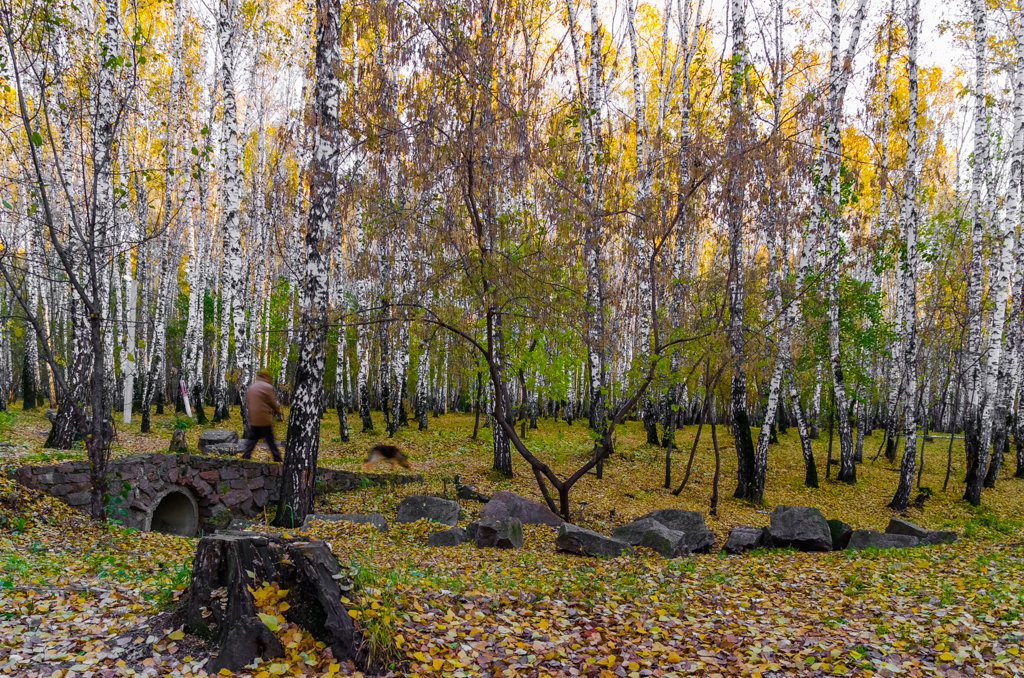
[246,378,282,427]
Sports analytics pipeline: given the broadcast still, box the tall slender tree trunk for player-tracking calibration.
[749,0,787,503]
[967,14,1024,503]
[274,0,342,527]
[821,0,869,485]
[890,0,920,511]
[565,0,607,437]
[725,0,756,499]
[963,0,990,490]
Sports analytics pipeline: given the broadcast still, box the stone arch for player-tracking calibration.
[145,485,200,537]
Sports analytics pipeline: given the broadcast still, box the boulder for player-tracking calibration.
[479,491,563,527]
[470,517,523,549]
[456,482,491,504]
[723,526,767,555]
[625,509,715,554]
[44,409,57,423]
[555,523,631,558]
[827,519,854,550]
[767,505,832,552]
[637,523,690,558]
[612,518,665,546]
[305,513,388,532]
[427,527,470,547]
[198,429,239,453]
[848,529,920,550]
[396,495,460,526]
[885,518,957,545]
[169,429,189,454]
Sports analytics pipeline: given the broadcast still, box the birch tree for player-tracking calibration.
[819,0,870,485]
[274,0,343,528]
[965,12,1024,504]
[889,0,920,512]
[214,0,244,423]
[725,0,757,499]
[962,0,990,488]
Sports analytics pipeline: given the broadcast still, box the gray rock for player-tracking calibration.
[723,526,767,555]
[612,518,666,546]
[44,409,57,423]
[479,491,563,527]
[637,523,689,558]
[767,505,833,552]
[198,429,239,453]
[470,517,523,548]
[304,512,388,532]
[848,529,921,550]
[827,519,853,550]
[396,495,460,526]
[885,518,957,545]
[427,527,470,547]
[555,523,631,558]
[627,509,715,554]
[456,483,491,504]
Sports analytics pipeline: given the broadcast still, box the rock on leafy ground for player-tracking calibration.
[0,407,1022,677]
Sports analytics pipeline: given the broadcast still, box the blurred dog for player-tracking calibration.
[362,444,412,472]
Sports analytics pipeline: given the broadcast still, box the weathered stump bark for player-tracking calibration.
[172,531,367,673]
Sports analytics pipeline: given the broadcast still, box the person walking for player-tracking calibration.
[242,370,284,462]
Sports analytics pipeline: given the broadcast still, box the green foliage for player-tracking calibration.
[155,561,192,610]
[963,506,1024,538]
[103,474,132,526]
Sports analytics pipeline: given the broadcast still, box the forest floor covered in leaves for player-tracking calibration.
[1,406,1023,677]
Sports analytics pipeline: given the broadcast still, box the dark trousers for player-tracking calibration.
[242,425,282,462]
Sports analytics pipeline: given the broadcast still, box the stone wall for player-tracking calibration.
[13,453,421,534]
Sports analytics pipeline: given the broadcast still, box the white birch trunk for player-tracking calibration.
[890,0,921,510]
[966,13,1024,503]
[275,0,344,527]
[821,0,869,484]
[963,0,989,469]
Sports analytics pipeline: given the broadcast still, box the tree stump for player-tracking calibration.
[169,429,188,454]
[172,531,367,673]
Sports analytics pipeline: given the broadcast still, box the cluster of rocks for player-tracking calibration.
[307,493,956,560]
[308,491,564,551]
[548,505,957,559]
[415,491,563,549]
[555,509,716,558]
[723,505,957,554]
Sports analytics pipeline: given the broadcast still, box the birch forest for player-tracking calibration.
[2,0,1024,674]
[5,0,1024,512]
